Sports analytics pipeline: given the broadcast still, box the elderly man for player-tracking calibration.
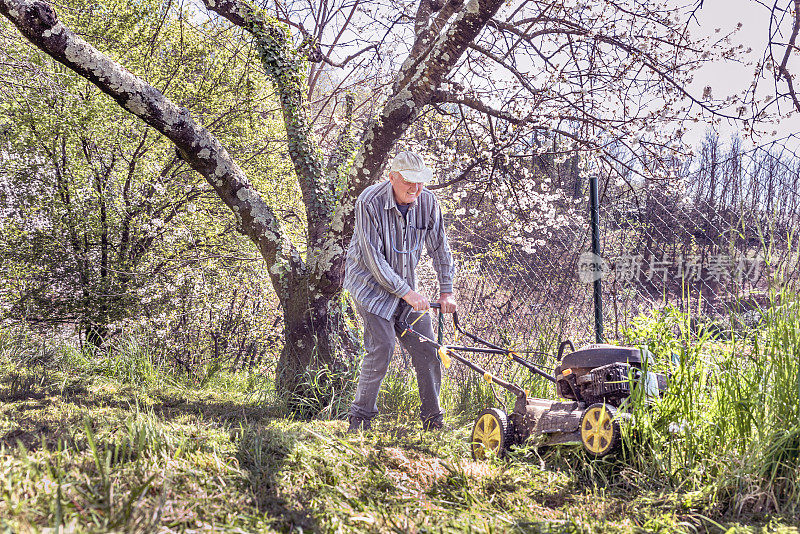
[344,151,457,433]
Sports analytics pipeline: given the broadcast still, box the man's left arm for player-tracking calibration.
[424,194,457,313]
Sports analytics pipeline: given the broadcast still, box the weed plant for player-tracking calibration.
[281,362,360,421]
[613,290,800,518]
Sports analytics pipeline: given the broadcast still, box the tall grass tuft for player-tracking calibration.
[442,371,500,422]
[78,337,169,388]
[617,289,800,516]
[0,324,186,391]
[379,367,421,421]
[283,363,359,420]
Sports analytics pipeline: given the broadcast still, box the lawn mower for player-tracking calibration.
[398,303,668,459]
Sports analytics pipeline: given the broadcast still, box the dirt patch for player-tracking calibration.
[379,447,450,497]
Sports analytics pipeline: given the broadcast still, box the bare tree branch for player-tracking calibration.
[320,42,378,67]
[776,0,800,112]
[487,15,742,121]
[431,88,530,124]
[427,156,486,190]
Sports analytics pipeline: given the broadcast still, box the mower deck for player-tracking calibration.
[512,397,584,446]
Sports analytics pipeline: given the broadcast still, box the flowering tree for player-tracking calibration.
[0,0,733,402]
[0,2,286,349]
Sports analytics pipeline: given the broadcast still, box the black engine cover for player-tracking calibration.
[558,344,642,371]
[555,344,646,404]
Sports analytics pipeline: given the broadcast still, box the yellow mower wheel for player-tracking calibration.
[580,403,620,458]
[471,408,511,460]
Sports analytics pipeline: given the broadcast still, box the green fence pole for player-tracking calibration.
[589,175,604,343]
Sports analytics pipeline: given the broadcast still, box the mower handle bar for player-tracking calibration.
[398,301,455,321]
[399,302,557,384]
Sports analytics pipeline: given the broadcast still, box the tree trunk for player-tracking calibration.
[276,279,361,416]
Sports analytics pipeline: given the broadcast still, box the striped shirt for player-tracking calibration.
[344,180,455,320]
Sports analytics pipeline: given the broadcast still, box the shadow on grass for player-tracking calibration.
[0,370,89,402]
[0,370,279,436]
[0,385,276,450]
[233,423,318,531]
[0,369,319,530]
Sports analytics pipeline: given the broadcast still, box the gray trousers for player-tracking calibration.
[350,303,442,422]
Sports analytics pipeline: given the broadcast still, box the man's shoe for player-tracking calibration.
[347,415,372,434]
[422,415,445,432]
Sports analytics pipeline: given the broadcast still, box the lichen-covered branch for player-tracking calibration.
[282,93,359,293]
[394,0,465,93]
[0,0,300,299]
[325,93,357,194]
[202,0,332,247]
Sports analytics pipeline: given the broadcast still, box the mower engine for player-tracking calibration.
[554,344,667,407]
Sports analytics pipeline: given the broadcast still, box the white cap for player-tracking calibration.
[390,151,433,183]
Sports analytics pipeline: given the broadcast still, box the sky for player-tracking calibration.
[685,0,799,150]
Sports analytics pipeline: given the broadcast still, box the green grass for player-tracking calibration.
[615,291,800,520]
[0,315,799,532]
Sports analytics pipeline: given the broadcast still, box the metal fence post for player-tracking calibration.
[589,175,604,343]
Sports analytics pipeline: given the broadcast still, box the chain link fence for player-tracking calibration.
[407,134,800,385]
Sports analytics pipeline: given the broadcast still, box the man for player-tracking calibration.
[344,150,457,433]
